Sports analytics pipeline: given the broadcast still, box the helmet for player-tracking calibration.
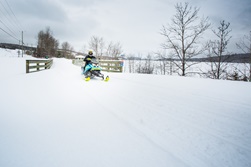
[88,50,93,55]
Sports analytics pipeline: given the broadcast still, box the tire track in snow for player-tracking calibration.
[81,81,191,167]
[101,74,251,167]
[111,74,251,147]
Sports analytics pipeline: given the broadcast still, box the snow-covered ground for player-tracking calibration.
[0,48,251,167]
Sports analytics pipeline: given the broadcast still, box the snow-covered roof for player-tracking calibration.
[75,55,84,59]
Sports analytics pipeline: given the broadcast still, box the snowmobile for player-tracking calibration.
[81,58,109,81]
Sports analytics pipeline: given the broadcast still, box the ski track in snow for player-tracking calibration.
[0,51,251,167]
[97,74,251,167]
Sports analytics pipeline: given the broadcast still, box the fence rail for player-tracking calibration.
[99,60,123,72]
[72,59,123,73]
[26,59,53,73]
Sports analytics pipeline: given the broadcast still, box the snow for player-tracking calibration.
[0,48,251,167]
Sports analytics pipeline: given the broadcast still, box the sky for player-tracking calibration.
[0,0,250,55]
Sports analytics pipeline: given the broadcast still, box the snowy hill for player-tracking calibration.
[0,48,251,167]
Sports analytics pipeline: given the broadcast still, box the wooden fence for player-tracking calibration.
[72,59,123,73]
[99,60,123,72]
[26,59,53,73]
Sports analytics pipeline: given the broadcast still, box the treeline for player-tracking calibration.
[126,56,250,82]
[127,53,250,63]
[35,27,123,60]
[36,27,74,59]
[0,27,124,60]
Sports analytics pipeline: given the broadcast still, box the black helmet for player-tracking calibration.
[88,50,93,55]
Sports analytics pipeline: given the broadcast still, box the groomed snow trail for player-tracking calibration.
[0,55,251,167]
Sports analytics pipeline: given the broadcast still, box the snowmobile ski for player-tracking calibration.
[83,76,109,82]
[85,77,90,81]
[104,76,109,82]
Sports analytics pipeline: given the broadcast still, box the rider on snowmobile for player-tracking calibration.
[83,50,96,73]
[81,50,109,82]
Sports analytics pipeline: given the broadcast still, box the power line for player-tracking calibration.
[3,0,23,30]
[0,7,19,38]
[0,26,19,42]
[0,1,36,47]
[0,1,19,31]
[0,19,18,39]
[0,0,23,43]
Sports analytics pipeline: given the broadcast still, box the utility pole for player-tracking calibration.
[18,40,20,57]
[21,31,23,57]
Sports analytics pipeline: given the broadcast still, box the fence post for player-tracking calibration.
[26,60,29,73]
[37,63,39,71]
[120,61,123,72]
[45,61,48,69]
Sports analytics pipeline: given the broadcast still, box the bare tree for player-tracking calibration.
[155,50,175,75]
[88,36,105,58]
[236,31,251,81]
[61,41,74,59]
[127,54,136,73]
[106,41,123,58]
[87,35,123,59]
[160,2,210,76]
[136,54,155,74]
[37,27,59,58]
[205,20,232,79]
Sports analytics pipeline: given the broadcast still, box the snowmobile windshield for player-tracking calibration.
[91,58,99,64]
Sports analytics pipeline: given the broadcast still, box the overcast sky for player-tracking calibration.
[0,0,250,55]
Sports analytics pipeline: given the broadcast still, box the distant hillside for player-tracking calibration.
[0,43,84,56]
[155,53,250,63]
[0,43,36,51]
[189,53,251,63]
